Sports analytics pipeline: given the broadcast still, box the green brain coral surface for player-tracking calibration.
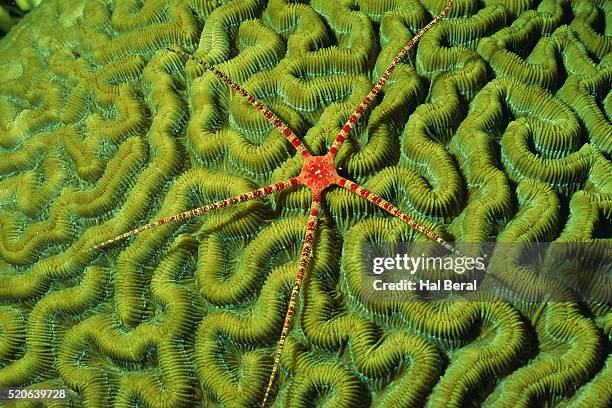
[0,0,610,407]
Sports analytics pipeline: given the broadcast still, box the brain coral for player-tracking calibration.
[0,0,610,407]
[0,1,42,36]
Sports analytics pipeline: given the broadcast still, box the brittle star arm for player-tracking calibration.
[167,48,311,158]
[90,178,299,251]
[261,192,321,408]
[327,1,454,158]
[337,178,463,257]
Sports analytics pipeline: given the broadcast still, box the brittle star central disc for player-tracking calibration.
[298,154,340,193]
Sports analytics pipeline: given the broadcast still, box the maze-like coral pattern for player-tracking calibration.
[0,0,610,407]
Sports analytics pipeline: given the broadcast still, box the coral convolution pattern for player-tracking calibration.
[0,0,610,407]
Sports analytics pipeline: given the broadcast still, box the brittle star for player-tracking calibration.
[91,2,459,406]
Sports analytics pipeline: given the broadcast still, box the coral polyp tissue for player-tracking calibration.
[0,0,610,407]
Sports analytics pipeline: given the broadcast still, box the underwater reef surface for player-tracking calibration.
[0,1,41,36]
[0,0,610,406]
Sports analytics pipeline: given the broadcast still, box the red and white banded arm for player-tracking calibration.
[91,178,299,251]
[327,1,454,158]
[338,177,463,257]
[168,48,311,158]
[261,192,321,408]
